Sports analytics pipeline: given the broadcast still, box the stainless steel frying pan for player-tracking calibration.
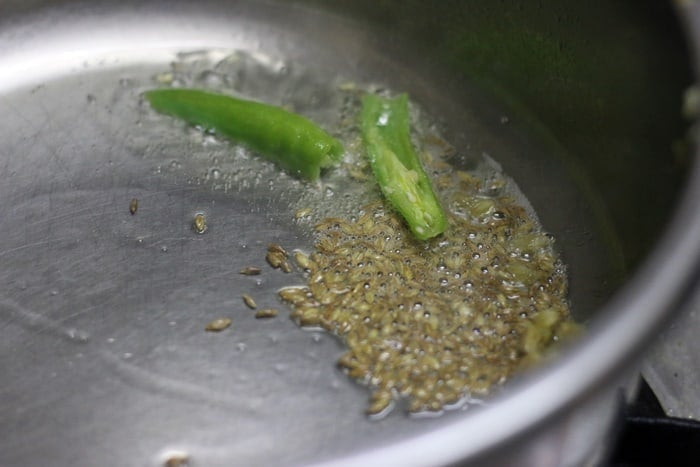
[1,1,699,466]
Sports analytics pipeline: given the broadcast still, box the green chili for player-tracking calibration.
[360,93,446,240]
[144,88,344,180]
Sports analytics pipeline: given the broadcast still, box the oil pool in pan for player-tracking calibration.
[143,50,579,418]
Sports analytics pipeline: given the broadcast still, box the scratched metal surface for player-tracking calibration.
[0,8,431,467]
[0,1,659,467]
[643,300,700,421]
[0,40,419,467]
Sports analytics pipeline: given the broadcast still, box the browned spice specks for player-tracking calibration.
[266,243,292,273]
[239,266,262,276]
[193,213,207,234]
[242,294,257,310]
[205,317,232,332]
[254,308,279,319]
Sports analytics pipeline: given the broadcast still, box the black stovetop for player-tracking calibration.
[608,380,700,466]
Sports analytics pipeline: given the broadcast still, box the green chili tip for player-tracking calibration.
[360,93,447,240]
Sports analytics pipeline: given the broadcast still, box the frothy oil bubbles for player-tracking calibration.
[278,165,578,416]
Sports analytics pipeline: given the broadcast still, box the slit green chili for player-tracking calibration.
[360,93,446,240]
[144,88,344,180]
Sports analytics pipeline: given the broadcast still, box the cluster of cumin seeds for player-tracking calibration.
[279,169,578,416]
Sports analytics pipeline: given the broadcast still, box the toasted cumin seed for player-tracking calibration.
[267,243,288,257]
[266,250,286,269]
[205,317,232,332]
[193,213,207,234]
[280,260,293,273]
[294,207,312,219]
[242,294,257,309]
[294,251,311,269]
[239,266,262,276]
[255,309,279,319]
